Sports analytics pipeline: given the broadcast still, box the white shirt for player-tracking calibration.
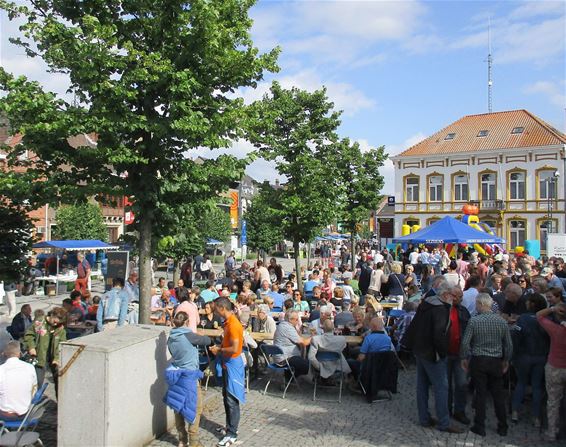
[409,251,419,264]
[0,357,37,415]
[462,288,479,315]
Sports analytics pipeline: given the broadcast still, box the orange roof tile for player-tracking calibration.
[397,110,566,157]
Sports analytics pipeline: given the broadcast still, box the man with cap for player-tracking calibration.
[542,267,566,299]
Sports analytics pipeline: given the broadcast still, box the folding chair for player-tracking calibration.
[312,351,344,403]
[242,346,251,392]
[385,309,405,329]
[0,399,49,446]
[259,344,299,399]
[0,384,48,434]
[197,345,213,391]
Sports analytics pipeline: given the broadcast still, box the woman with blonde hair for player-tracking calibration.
[385,262,406,309]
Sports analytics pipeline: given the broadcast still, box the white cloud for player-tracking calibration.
[524,80,566,107]
[379,132,427,194]
[451,5,565,66]
[238,70,375,116]
[510,1,566,20]
[297,0,427,41]
[251,0,429,69]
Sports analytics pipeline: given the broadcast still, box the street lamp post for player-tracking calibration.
[545,171,559,249]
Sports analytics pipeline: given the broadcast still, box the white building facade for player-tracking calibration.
[391,110,566,253]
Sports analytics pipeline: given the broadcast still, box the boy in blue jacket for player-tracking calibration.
[166,311,211,447]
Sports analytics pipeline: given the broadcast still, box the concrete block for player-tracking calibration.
[58,325,174,447]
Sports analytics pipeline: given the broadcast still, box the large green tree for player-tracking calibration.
[0,171,36,282]
[244,182,284,260]
[248,82,341,290]
[0,0,278,322]
[52,203,108,241]
[332,138,387,270]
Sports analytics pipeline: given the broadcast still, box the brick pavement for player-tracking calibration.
[147,367,558,447]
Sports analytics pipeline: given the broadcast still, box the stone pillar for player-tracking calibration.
[58,325,174,446]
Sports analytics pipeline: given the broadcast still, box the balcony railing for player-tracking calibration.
[469,200,505,211]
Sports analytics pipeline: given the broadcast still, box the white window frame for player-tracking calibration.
[406,177,419,202]
[539,171,557,200]
[454,174,469,201]
[509,220,526,249]
[481,173,496,201]
[428,175,443,202]
[509,172,525,200]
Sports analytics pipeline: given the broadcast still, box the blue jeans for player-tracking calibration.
[447,355,468,414]
[416,356,450,430]
[511,354,546,417]
[222,372,240,437]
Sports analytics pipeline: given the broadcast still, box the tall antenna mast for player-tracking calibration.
[487,17,493,113]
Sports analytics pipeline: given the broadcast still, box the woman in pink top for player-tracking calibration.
[536,303,566,442]
[320,275,335,299]
[174,288,199,333]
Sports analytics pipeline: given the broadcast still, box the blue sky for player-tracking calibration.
[1,1,564,193]
[242,0,565,192]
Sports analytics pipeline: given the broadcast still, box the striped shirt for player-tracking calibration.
[460,312,513,361]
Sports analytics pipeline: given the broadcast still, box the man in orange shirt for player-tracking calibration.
[210,297,245,447]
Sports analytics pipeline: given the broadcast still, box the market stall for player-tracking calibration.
[33,239,118,295]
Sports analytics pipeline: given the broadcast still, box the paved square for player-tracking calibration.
[148,368,555,447]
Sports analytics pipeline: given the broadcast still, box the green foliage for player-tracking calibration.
[52,203,108,241]
[0,0,278,320]
[155,200,232,261]
[0,203,35,282]
[248,82,342,287]
[244,183,284,253]
[333,138,387,232]
[248,82,341,245]
[201,204,232,243]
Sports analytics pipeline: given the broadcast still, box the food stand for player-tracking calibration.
[32,239,118,295]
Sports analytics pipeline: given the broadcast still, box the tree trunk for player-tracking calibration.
[172,260,181,284]
[294,238,303,291]
[262,249,267,264]
[139,215,153,324]
[350,229,356,272]
[306,242,311,270]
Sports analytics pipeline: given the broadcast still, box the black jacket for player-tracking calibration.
[360,351,399,402]
[401,295,451,362]
[7,312,32,340]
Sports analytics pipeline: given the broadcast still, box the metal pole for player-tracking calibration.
[45,203,50,241]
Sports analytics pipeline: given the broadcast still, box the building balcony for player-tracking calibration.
[469,200,505,211]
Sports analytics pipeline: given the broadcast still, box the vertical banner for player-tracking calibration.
[241,220,247,245]
[230,191,239,229]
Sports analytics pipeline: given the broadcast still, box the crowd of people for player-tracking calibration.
[2,245,566,446]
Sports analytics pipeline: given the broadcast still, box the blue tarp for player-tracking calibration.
[392,216,505,244]
[206,238,223,245]
[33,240,118,251]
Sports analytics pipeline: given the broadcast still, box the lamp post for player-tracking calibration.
[545,171,559,249]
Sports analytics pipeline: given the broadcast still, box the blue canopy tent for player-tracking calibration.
[33,240,118,251]
[206,238,223,245]
[32,240,118,291]
[392,216,505,244]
